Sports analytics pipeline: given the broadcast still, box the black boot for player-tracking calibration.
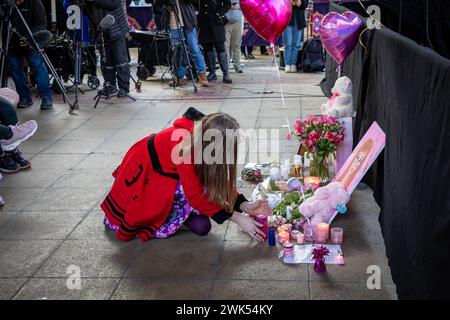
[10,149,31,170]
[206,51,217,81]
[218,52,232,84]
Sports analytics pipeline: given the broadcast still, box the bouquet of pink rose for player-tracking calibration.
[292,115,344,180]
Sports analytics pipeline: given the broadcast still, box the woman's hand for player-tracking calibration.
[240,199,272,217]
[231,212,266,241]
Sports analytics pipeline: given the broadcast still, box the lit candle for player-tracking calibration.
[335,254,345,265]
[278,231,290,243]
[283,242,294,258]
[297,232,305,244]
[304,176,321,186]
[277,225,288,234]
[331,227,344,245]
[315,223,330,243]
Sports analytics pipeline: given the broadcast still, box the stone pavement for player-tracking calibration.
[0,52,397,299]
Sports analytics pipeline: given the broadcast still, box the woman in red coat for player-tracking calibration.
[101,107,270,241]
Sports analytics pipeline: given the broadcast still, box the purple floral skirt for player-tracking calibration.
[103,181,200,238]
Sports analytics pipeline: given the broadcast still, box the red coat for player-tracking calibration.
[100,108,247,241]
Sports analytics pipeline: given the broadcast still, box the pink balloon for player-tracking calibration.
[240,0,292,43]
[319,11,362,65]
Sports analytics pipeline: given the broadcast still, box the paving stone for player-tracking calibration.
[216,241,308,281]
[124,240,221,279]
[0,240,61,277]
[13,278,119,300]
[0,188,45,212]
[25,188,106,211]
[0,211,85,240]
[211,280,309,300]
[29,154,87,170]
[310,282,397,300]
[36,240,138,278]
[0,278,28,300]
[111,278,211,300]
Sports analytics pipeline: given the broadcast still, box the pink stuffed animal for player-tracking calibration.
[299,182,350,224]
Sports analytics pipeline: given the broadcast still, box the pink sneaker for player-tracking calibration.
[0,120,38,152]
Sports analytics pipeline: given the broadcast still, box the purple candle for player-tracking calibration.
[255,215,268,238]
[331,227,344,244]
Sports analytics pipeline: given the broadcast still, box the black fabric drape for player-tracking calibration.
[325,3,450,299]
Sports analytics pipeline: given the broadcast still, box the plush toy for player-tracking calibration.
[320,76,354,118]
[299,182,350,224]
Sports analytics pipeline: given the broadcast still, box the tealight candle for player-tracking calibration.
[278,231,290,243]
[331,227,344,245]
[335,254,345,265]
[297,232,305,244]
[315,223,330,243]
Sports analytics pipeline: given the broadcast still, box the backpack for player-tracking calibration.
[301,38,325,72]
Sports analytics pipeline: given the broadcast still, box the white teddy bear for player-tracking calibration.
[320,76,354,118]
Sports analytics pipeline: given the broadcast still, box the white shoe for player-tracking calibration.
[291,65,297,73]
[285,65,292,73]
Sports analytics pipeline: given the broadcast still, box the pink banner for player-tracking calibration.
[335,121,386,194]
[336,117,353,173]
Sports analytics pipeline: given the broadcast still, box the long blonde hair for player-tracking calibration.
[192,113,240,213]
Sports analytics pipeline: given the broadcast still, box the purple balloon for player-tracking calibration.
[319,11,362,65]
[240,0,292,44]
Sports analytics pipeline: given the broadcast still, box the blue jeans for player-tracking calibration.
[283,25,303,66]
[170,27,206,77]
[9,50,52,102]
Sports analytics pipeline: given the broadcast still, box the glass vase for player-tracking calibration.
[309,156,330,184]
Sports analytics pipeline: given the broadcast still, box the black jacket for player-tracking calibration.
[289,0,309,29]
[85,0,129,41]
[10,0,47,53]
[196,0,231,44]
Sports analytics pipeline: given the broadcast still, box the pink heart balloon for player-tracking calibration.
[240,0,292,43]
[319,11,362,65]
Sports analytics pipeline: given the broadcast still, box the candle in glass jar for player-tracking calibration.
[283,242,294,258]
[297,232,305,244]
[335,254,345,265]
[278,231,290,243]
[304,176,321,185]
[303,224,314,242]
[277,225,288,234]
[315,223,329,243]
[255,215,268,238]
[330,227,344,244]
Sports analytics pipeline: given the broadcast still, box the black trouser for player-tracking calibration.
[0,100,18,139]
[103,37,131,93]
[203,42,226,54]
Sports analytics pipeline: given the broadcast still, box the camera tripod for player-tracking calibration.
[158,0,198,92]
[0,0,75,112]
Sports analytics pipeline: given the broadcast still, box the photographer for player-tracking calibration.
[197,0,232,83]
[153,0,209,87]
[84,0,131,96]
[8,0,53,109]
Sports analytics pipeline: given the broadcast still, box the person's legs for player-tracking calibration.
[110,38,131,95]
[184,214,211,236]
[203,43,217,81]
[183,27,209,86]
[215,42,232,83]
[8,54,33,106]
[170,28,187,78]
[101,44,118,94]
[224,23,232,63]
[183,27,207,74]
[291,26,302,71]
[26,50,52,107]
[283,26,293,71]
[231,22,243,72]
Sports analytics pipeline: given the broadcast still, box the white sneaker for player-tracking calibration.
[285,65,292,73]
[291,65,297,73]
[0,120,38,152]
